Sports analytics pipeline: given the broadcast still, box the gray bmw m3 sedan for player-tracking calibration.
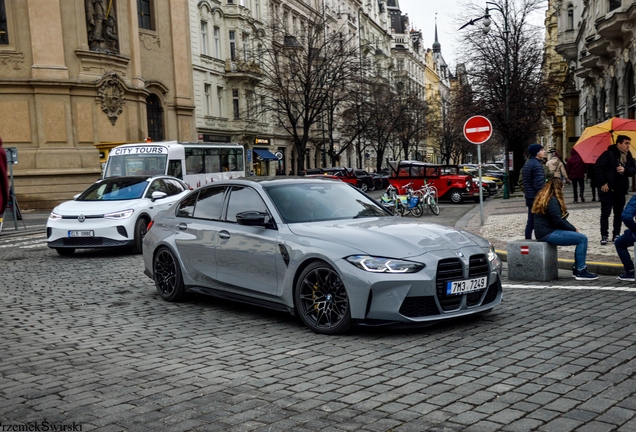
[142,177,502,334]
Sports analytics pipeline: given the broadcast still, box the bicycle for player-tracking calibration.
[414,181,440,215]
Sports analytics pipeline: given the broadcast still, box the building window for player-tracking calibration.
[217,87,224,117]
[228,0,234,4]
[204,83,211,116]
[201,21,208,55]
[609,0,621,11]
[0,0,8,44]
[137,0,153,30]
[242,33,249,62]
[229,30,236,60]
[567,4,574,30]
[147,94,164,142]
[232,89,240,119]
[214,26,220,58]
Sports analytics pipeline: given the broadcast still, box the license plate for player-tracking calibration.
[446,276,487,295]
[68,230,94,237]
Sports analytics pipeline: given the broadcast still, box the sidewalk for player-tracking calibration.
[456,181,627,276]
[0,208,49,237]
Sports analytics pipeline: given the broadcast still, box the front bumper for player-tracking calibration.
[339,252,502,325]
[47,218,135,249]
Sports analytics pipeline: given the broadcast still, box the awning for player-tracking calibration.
[253,149,279,161]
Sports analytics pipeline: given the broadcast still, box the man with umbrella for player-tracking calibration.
[594,135,636,245]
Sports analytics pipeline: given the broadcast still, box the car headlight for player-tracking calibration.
[487,243,498,262]
[104,209,134,220]
[48,212,62,221]
[346,255,425,273]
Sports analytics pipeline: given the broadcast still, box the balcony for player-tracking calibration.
[555,29,578,61]
[224,59,262,82]
[586,34,610,56]
[596,2,636,39]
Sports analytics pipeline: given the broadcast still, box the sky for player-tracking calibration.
[397,0,548,71]
[397,0,463,68]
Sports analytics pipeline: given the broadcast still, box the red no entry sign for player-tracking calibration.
[463,116,493,145]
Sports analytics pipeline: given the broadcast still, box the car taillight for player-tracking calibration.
[147,220,154,231]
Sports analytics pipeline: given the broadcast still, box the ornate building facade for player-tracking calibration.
[553,0,636,153]
[0,0,195,209]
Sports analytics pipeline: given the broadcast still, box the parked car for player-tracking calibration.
[442,166,497,198]
[353,169,379,191]
[309,167,372,192]
[459,165,504,188]
[47,175,189,255]
[388,160,480,203]
[143,177,503,334]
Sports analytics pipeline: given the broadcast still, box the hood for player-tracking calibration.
[287,217,488,258]
[53,199,143,215]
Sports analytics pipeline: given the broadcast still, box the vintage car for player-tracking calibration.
[442,166,498,198]
[388,160,480,204]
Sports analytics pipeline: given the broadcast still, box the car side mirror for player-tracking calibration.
[236,211,274,228]
[151,191,168,202]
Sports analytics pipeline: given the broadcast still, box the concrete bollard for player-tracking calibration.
[507,240,558,281]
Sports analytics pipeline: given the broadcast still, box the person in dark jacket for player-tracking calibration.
[522,143,547,239]
[566,149,586,203]
[532,177,598,280]
[613,194,636,281]
[0,137,8,220]
[594,135,636,245]
[586,163,598,201]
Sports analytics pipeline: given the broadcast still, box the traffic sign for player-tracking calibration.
[463,116,493,145]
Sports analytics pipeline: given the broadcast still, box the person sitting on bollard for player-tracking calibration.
[532,177,599,281]
[614,193,636,282]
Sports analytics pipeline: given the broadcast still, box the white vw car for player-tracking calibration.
[47,176,189,255]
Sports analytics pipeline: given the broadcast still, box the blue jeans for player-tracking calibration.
[614,230,635,271]
[544,230,588,270]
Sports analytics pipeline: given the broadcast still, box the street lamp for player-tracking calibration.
[460,0,511,199]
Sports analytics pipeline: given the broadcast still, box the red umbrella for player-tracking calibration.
[572,117,636,163]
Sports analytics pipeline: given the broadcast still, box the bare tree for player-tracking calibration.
[256,10,360,174]
[457,0,555,185]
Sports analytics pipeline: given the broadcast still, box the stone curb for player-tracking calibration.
[495,249,623,276]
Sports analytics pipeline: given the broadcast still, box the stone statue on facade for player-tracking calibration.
[85,0,118,53]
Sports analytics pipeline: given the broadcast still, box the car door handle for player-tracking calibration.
[219,230,230,239]
[177,223,188,231]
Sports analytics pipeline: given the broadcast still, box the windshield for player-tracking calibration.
[104,153,168,177]
[78,178,148,201]
[264,182,390,223]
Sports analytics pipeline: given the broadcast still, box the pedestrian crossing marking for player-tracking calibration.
[504,283,636,292]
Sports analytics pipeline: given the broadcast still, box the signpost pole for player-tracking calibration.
[477,144,484,226]
[463,116,493,227]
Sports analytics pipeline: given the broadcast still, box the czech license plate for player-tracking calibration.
[446,276,487,295]
[68,230,94,237]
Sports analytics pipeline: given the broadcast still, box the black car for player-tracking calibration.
[352,169,376,191]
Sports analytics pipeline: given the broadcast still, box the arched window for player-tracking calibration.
[567,4,574,30]
[146,94,164,141]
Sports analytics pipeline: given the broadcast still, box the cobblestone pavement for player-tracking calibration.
[1,233,636,431]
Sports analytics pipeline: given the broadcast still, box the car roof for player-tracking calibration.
[95,175,183,184]
[200,176,343,187]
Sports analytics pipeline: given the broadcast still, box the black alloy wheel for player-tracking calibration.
[295,261,351,335]
[153,247,185,302]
